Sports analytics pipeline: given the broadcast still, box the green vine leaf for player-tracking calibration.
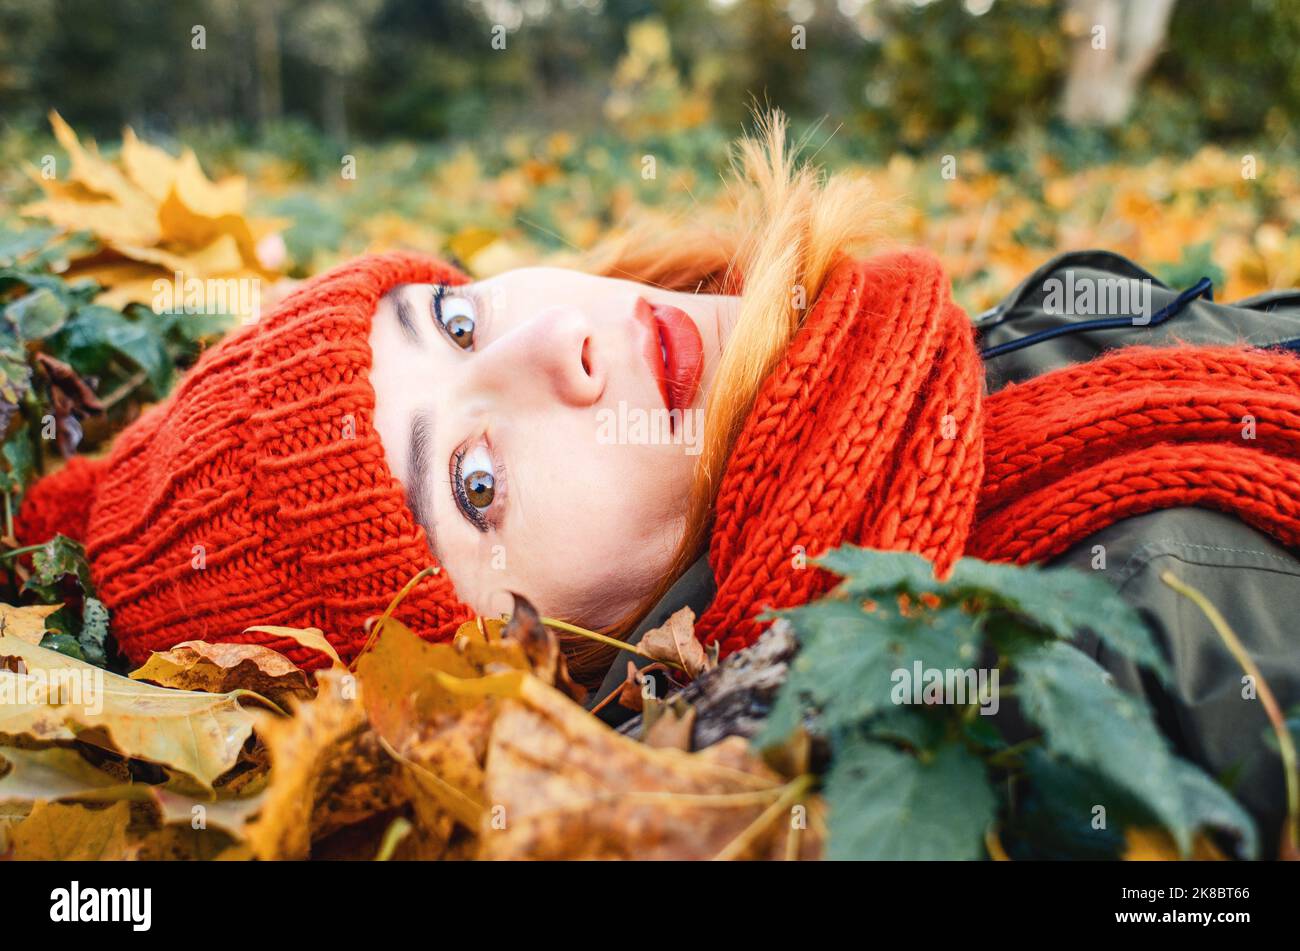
[824,738,995,860]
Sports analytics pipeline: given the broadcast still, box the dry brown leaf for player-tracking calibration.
[11,800,132,860]
[0,603,62,646]
[615,660,646,713]
[130,639,314,708]
[130,823,239,861]
[478,674,820,860]
[501,594,587,704]
[355,616,531,832]
[355,604,590,846]
[243,669,404,860]
[638,606,714,680]
[36,353,104,414]
[359,615,533,744]
[148,787,265,835]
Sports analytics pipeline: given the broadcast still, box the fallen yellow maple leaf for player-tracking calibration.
[0,603,62,646]
[10,800,132,860]
[355,615,532,830]
[0,633,258,790]
[20,112,283,322]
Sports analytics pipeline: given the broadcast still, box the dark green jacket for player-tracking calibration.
[592,251,1300,852]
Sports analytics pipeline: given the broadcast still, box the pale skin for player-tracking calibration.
[369,266,739,627]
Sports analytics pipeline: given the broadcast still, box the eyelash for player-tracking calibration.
[450,442,503,533]
[432,283,479,347]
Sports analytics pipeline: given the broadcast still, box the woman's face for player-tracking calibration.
[369,266,738,627]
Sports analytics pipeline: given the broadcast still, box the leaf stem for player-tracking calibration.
[350,565,439,670]
[99,367,150,410]
[1160,569,1299,856]
[227,688,289,717]
[0,540,46,561]
[712,774,815,861]
[374,817,413,861]
[987,737,1039,768]
[540,616,685,673]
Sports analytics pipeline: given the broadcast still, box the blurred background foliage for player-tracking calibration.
[3,0,1299,151]
[2,0,1299,312]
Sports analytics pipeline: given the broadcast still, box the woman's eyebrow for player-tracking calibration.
[385,285,420,343]
[405,409,440,560]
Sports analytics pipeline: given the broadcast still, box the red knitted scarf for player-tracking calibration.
[696,250,1300,656]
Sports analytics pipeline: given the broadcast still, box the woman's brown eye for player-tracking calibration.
[446,313,475,349]
[463,469,494,508]
[432,286,478,350]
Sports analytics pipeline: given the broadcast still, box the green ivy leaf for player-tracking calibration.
[1169,758,1258,859]
[37,631,86,662]
[816,547,939,593]
[947,558,1170,681]
[0,225,60,266]
[53,305,173,395]
[23,534,97,601]
[5,287,69,340]
[83,305,173,394]
[824,738,995,860]
[816,545,1170,682]
[1015,748,1137,859]
[0,424,37,498]
[1016,640,1252,855]
[755,598,982,748]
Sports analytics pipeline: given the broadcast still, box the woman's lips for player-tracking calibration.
[635,297,704,414]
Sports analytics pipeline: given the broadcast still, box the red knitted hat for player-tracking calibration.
[17,252,476,669]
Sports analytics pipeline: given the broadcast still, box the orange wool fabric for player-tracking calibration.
[17,252,475,669]
[696,249,1300,656]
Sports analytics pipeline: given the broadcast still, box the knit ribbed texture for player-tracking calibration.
[697,249,1300,656]
[17,252,475,669]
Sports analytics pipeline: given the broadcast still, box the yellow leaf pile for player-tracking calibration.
[20,112,283,322]
[0,603,822,861]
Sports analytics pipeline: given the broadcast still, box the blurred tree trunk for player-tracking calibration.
[252,0,283,127]
[322,71,348,143]
[1060,0,1177,127]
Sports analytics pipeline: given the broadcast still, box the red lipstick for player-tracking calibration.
[635,297,704,415]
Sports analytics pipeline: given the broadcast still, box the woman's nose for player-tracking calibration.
[484,307,605,407]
